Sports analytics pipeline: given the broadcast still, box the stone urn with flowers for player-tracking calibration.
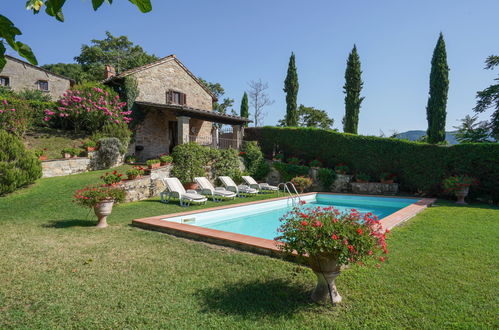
[276,202,389,305]
[442,175,478,204]
[73,185,125,228]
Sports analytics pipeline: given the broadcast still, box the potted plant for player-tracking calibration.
[159,155,173,166]
[100,170,123,185]
[380,173,397,184]
[146,159,161,169]
[442,175,478,204]
[82,139,97,152]
[124,155,136,164]
[287,157,301,165]
[171,142,209,190]
[309,160,323,168]
[73,185,125,228]
[334,163,349,175]
[291,176,313,193]
[356,173,370,183]
[61,147,79,159]
[126,166,144,180]
[35,148,48,161]
[277,205,388,304]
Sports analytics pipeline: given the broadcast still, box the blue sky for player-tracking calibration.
[3,0,498,134]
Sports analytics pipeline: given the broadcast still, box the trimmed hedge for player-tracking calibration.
[245,127,499,202]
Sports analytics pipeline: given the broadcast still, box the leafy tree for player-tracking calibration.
[342,45,364,134]
[426,33,449,144]
[41,63,89,83]
[453,115,491,143]
[0,0,152,70]
[283,52,299,126]
[75,31,158,81]
[279,105,334,129]
[240,92,249,126]
[248,79,274,127]
[473,55,499,140]
[198,78,235,128]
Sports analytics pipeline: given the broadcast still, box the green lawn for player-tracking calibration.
[0,169,498,329]
[23,127,90,159]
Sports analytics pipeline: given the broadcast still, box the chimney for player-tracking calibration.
[104,65,116,79]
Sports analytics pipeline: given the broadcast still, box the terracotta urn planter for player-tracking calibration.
[308,254,342,304]
[455,186,469,204]
[183,182,198,190]
[94,200,114,228]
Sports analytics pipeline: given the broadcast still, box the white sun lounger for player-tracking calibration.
[219,176,259,197]
[194,177,237,202]
[242,176,279,193]
[160,177,208,206]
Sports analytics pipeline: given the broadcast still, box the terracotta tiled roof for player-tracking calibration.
[103,55,218,101]
[135,101,251,125]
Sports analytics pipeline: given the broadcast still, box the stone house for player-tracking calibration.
[0,55,74,100]
[104,54,250,160]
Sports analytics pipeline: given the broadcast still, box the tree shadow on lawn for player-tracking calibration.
[197,279,316,319]
[42,219,97,228]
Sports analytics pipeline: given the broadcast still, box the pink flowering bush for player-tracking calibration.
[0,99,32,136]
[45,83,132,133]
[276,203,389,266]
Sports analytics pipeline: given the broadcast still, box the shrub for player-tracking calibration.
[159,155,173,164]
[0,130,42,195]
[93,138,122,169]
[0,99,33,136]
[291,176,313,193]
[91,122,131,153]
[356,173,371,182]
[241,141,270,180]
[171,143,209,184]
[317,168,336,190]
[146,159,160,166]
[309,159,323,168]
[73,185,125,208]
[61,147,80,157]
[245,127,499,202]
[212,148,242,182]
[334,163,350,174]
[277,206,388,266]
[16,89,52,102]
[45,83,131,133]
[287,157,301,165]
[273,161,309,182]
[101,170,123,185]
[124,155,136,164]
[82,139,97,148]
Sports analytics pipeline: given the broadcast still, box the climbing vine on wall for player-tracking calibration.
[115,76,144,129]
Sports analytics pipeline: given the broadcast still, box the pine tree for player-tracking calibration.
[283,52,299,126]
[426,33,449,144]
[240,92,249,127]
[343,45,364,134]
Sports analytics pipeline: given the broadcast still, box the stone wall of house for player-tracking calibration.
[132,58,213,110]
[42,158,91,178]
[0,56,71,100]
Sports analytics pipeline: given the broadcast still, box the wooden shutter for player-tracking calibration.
[166,90,173,104]
[182,93,187,106]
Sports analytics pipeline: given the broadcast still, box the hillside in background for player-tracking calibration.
[395,130,459,144]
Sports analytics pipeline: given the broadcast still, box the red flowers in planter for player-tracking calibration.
[276,205,389,267]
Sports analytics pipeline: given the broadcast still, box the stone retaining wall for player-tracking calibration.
[121,166,172,202]
[351,182,399,195]
[42,158,92,178]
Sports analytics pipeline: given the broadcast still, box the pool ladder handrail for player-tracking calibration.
[278,182,302,207]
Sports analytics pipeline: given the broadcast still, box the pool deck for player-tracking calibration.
[132,193,436,256]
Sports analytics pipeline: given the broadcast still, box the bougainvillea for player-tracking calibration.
[44,84,131,133]
[0,99,32,136]
[276,203,388,267]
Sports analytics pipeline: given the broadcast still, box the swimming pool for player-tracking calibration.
[157,194,416,240]
[133,193,434,255]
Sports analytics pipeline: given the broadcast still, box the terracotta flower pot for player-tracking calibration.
[160,162,172,166]
[455,186,469,204]
[127,175,137,180]
[64,153,71,159]
[86,147,96,152]
[381,179,394,184]
[148,163,160,169]
[308,254,342,304]
[94,200,114,228]
[356,179,368,183]
[39,155,48,161]
[183,182,198,190]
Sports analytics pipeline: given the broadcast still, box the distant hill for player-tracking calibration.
[395,130,459,145]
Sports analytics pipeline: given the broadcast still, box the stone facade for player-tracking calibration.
[42,158,91,178]
[0,55,72,100]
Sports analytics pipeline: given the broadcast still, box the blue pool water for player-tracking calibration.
[162,194,416,240]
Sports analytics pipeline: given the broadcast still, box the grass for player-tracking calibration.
[23,127,90,158]
[0,169,498,329]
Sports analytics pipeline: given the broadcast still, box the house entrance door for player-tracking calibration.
[168,121,178,154]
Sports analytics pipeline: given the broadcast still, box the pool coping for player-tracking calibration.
[132,193,436,256]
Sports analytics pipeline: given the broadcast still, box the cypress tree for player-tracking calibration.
[240,92,249,127]
[426,33,449,144]
[343,45,364,134]
[284,52,299,126]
